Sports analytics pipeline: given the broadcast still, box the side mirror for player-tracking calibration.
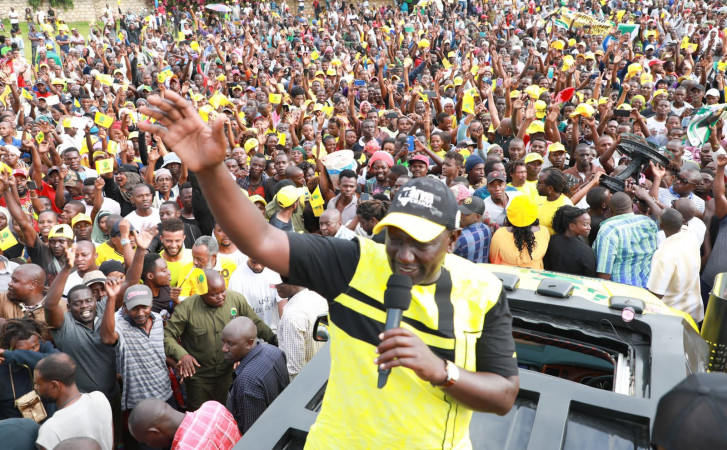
[313,313,329,342]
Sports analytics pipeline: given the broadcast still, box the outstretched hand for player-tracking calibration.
[137,90,228,173]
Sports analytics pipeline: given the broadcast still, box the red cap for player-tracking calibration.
[12,168,27,178]
[410,155,429,165]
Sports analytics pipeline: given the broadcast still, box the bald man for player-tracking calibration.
[129,397,240,450]
[593,192,658,288]
[319,209,356,240]
[284,165,305,188]
[164,270,276,411]
[222,316,288,434]
[656,168,706,213]
[0,264,60,323]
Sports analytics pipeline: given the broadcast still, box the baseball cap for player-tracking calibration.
[486,171,507,184]
[48,224,74,240]
[506,195,538,227]
[651,373,727,450]
[276,185,302,208]
[111,220,134,237]
[123,285,153,310]
[82,270,107,287]
[524,153,544,164]
[525,121,545,135]
[409,154,429,165]
[459,196,485,216]
[244,138,259,153]
[71,213,92,228]
[11,168,27,178]
[372,177,460,243]
[46,166,60,176]
[548,142,567,153]
[99,260,125,276]
[249,194,267,206]
[64,171,81,187]
[706,88,721,98]
[161,152,182,167]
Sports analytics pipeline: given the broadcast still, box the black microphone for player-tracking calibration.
[378,274,413,389]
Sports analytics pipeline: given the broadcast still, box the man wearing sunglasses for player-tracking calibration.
[651,166,705,214]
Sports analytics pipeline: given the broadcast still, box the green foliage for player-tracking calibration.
[27,0,75,10]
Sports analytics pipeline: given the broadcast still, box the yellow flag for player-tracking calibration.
[95,112,114,129]
[0,85,11,107]
[35,132,45,144]
[97,74,113,86]
[21,89,33,100]
[74,98,81,108]
[442,58,452,69]
[95,158,115,175]
[269,93,282,104]
[0,227,18,251]
[310,185,325,217]
[107,140,119,155]
[177,31,185,42]
[462,92,475,115]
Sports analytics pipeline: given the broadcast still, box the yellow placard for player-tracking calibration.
[310,186,325,217]
[269,93,282,104]
[0,226,18,251]
[177,31,185,42]
[35,132,44,144]
[96,74,113,86]
[442,58,452,69]
[95,158,115,175]
[94,112,114,129]
[278,133,286,146]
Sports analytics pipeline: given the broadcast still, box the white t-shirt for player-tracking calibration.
[228,263,284,332]
[36,391,113,450]
[124,208,161,230]
[218,249,248,269]
[484,191,522,226]
[8,11,19,24]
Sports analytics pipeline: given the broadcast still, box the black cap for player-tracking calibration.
[99,260,125,276]
[372,177,459,242]
[652,373,727,450]
[459,196,485,216]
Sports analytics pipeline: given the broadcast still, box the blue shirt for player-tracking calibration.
[454,222,492,263]
[593,213,657,288]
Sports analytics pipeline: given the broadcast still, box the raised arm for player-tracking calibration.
[99,278,122,345]
[138,91,291,277]
[44,245,75,330]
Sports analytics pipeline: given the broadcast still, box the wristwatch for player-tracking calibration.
[120,238,131,246]
[433,360,460,388]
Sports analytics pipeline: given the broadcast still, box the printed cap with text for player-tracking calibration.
[373,177,460,242]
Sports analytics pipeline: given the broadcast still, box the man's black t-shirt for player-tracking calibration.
[151,285,173,316]
[286,233,519,378]
[269,212,294,232]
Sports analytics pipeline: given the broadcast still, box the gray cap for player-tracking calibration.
[123,285,153,310]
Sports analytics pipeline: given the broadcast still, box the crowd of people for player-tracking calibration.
[0,0,726,448]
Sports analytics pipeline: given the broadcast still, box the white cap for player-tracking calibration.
[3,145,20,156]
[706,88,721,97]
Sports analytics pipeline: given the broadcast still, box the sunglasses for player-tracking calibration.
[676,176,695,185]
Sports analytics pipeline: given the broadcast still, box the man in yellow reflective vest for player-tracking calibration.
[139,91,520,449]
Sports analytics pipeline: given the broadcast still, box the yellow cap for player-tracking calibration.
[244,138,259,152]
[548,142,566,153]
[71,213,92,228]
[506,195,538,227]
[276,185,302,208]
[525,121,545,134]
[48,224,74,240]
[249,194,267,206]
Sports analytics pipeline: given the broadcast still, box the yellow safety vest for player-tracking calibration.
[306,238,503,450]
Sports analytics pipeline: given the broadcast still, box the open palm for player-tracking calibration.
[137,90,228,173]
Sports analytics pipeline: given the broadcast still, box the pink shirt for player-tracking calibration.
[172,401,241,450]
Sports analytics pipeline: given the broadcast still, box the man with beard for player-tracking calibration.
[228,258,286,333]
[0,169,34,218]
[159,218,192,289]
[124,184,161,230]
[164,270,276,410]
[34,353,113,450]
[100,279,174,447]
[147,202,201,254]
[178,236,237,298]
[0,264,57,323]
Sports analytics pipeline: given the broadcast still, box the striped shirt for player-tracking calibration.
[454,222,492,264]
[278,289,328,381]
[115,311,173,411]
[593,213,657,288]
[172,401,241,450]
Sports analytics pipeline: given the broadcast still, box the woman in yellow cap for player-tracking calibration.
[489,196,550,269]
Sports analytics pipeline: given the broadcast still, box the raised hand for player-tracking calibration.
[137,91,228,173]
[104,277,124,301]
[65,244,76,269]
[134,225,159,251]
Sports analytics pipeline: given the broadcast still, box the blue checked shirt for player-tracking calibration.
[454,222,492,264]
[593,213,657,288]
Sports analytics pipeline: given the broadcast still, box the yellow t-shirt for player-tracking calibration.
[537,194,573,235]
[510,181,540,206]
[95,241,124,267]
[177,260,237,298]
[161,248,193,287]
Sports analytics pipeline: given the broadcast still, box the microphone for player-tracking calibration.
[378,274,413,389]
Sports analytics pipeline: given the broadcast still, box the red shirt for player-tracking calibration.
[172,401,241,450]
[36,181,63,214]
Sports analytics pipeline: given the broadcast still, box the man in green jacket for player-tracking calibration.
[164,270,276,411]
